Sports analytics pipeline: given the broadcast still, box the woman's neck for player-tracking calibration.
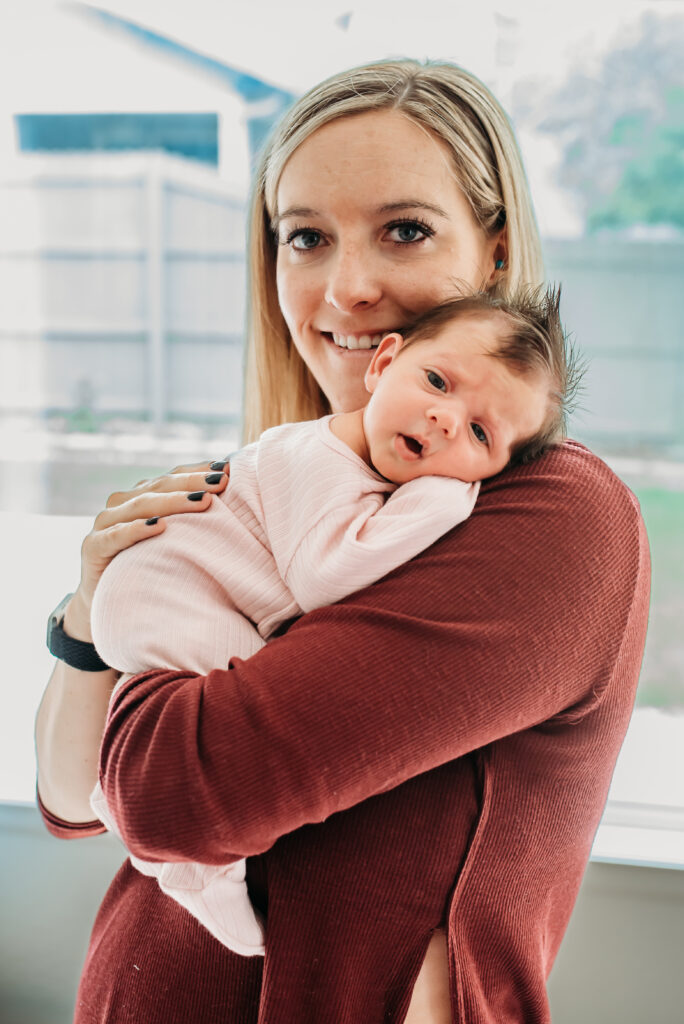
[328,409,371,467]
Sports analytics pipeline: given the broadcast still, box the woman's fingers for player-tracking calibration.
[78,516,167,607]
[75,460,232,609]
[132,460,218,488]
[106,464,229,509]
[96,487,216,531]
[82,514,167,566]
[78,488,221,605]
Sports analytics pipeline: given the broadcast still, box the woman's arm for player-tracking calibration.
[35,462,229,825]
[36,592,120,824]
[98,443,649,865]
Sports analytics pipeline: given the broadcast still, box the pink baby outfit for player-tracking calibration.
[90,414,478,956]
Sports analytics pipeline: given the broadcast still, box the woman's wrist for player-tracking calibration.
[62,590,94,644]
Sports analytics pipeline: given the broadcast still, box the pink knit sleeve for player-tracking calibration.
[284,475,479,611]
[98,443,649,866]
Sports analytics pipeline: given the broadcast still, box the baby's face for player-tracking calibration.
[362,315,550,484]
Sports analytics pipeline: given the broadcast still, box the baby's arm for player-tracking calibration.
[282,474,479,613]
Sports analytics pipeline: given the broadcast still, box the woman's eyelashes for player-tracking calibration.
[385,218,435,244]
[279,217,435,252]
[282,226,323,251]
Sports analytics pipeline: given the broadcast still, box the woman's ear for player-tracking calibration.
[364,333,404,394]
[486,227,508,287]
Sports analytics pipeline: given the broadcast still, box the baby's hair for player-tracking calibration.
[397,285,584,467]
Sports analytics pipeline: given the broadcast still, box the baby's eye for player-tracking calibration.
[470,423,488,445]
[426,370,446,391]
[285,228,323,251]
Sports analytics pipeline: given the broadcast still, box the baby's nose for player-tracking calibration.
[429,406,460,437]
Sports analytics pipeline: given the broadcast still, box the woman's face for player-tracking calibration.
[274,109,505,414]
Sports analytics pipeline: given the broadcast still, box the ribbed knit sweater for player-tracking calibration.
[87,414,477,956]
[38,440,650,1024]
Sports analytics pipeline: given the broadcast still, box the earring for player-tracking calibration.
[495,259,505,270]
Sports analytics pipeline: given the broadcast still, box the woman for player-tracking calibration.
[35,60,650,1023]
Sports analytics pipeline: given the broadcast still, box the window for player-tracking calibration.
[4,0,683,865]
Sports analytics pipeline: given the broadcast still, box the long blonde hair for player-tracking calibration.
[242,59,544,443]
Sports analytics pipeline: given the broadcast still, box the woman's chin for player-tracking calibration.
[326,384,372,415]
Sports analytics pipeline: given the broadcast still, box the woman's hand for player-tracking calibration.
[67,459,231,641]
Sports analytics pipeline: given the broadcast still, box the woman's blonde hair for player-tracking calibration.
[242,58,544,443]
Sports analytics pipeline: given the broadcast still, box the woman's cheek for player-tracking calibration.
[277,265,314,338]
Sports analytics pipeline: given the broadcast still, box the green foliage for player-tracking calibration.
[517,13,684,234]
[590,87,684,231]
[632,487,684,710]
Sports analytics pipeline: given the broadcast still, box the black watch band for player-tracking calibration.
[46,593,111,672]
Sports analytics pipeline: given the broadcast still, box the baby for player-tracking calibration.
[90,284,579,957]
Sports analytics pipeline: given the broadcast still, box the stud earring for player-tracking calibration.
[495,259,505,270]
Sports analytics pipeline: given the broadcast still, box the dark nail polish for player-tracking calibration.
[204,473,224,484]
[145,517,159,525]
[187,491,206,501]
[209,461,227,471]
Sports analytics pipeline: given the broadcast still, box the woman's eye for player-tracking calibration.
[286,229,322,251]
[471,423,488,445]
[427,371,446,391]
[386,219,433,244]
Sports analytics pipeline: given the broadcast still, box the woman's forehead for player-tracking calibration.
[275,109,460,213]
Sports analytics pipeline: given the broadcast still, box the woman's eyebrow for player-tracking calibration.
[271,207,317,233]
[272,199,449,233]
[377,200,449,218]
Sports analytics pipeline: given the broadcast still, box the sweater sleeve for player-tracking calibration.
[98,443,648,866]
[284,475,479,611]
[36,789,107,839]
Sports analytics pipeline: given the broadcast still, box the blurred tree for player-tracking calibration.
[513,13,684,234]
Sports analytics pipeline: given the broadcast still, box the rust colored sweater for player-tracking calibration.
[39,442,650,1023]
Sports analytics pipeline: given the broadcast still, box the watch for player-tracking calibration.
[46,593,111,672]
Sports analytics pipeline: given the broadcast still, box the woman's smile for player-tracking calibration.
[326,331,386,351]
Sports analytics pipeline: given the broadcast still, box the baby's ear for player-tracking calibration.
[364,333,404,393]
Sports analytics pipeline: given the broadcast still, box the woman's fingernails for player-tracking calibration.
[145,517,159,525]
[204,473,224,484]
[187,491,206,502]
[209,461,227,471]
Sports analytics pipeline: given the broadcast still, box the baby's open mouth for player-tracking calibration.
[402,435,423,455]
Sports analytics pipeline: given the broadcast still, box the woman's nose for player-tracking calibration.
[324,247,383,312]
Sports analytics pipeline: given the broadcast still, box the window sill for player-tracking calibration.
[591,801,684,871]
[590,706,684,871]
